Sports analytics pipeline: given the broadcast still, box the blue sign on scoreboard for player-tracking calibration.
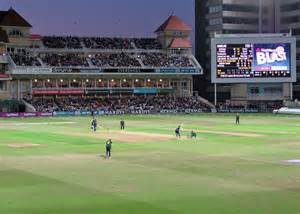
[252,43,291,77]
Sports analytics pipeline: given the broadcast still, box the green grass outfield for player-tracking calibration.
[1,113,300,214]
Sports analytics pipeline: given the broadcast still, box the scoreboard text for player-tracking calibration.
[216,43,291,79]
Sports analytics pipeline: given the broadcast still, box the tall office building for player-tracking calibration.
[279,0,300,98]
[195,0,283,100]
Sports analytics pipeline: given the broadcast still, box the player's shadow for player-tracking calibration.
[99,154,111,160]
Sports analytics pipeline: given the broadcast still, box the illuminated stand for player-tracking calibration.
[211,33,296,106]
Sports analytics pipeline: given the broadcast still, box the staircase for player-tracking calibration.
[86,57,94,67]
[136,55,145,67]
[37,57,45,67]
[190,54,202,68]
[21,99,36,112]
[197,96,216,110]
[7,54,16,67]
[131,41,138,49]
[81,41,87,50]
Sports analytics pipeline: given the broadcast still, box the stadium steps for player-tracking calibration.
[197,96,216,110]
[22,99,36,112]
[80,41,87,50]
[136,55,145,67]
[39,41,46,49]
[7,54,16,67]
[131,41,138,49]
[37,58,45,67]
[190,54,202,68]
[86,57,94,67]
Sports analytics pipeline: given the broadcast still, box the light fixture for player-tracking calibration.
[135,79,139,82]
[159,79,163,82]
[86,79,89,82]
[123,79,126,82]
[47,79,50,82]
[34,79,37,82]
[147,79,151,82]
[98,79,102,82]
[73,79,76,82]
[60,79,63,82]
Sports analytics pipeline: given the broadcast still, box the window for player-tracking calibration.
[181,81,188,90]
[209,5,222,14]
[249,87,260,96]
[281,3,300,12]
[9,29,23,37]
[171,81,177,88]
[0,81,7,91]
[222,4,258,13]
[223,17,258,25]
[248,84,283,97]
[209,18,222,26]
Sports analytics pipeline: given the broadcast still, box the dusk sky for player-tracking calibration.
[0,0,195,39]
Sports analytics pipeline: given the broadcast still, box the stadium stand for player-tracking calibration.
[0,9,209,115]
[42,36,82,49]
[25,96,210,112]
[90,53,141,67]
[40,53,89,67]
[10,52,41,66]
[9,50,195,68]
[140,53,193,67]
[82,37,133,49]
[132,38,162,49]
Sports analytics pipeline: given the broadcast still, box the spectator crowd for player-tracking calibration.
[11,52,194,68]
[82,37,133,49]
[42,36,82,49]
[42,36,162,50]
[91,53,140,67]
[141,53,193,67]
[26,96,210,112]
[40,53,89,67]
[9,36,194,67]
[133,38,162,49]
[10,52,41,67]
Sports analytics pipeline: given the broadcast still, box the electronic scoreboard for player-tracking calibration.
[211,35,296,83]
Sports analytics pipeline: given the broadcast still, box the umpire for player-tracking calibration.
[120,120,125,130]
[236,113,240,125]
[105,139,113,159]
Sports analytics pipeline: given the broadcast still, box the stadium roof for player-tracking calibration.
[0,8,32,27]
[169,38,192,49]
[30,34,42,40]
[155,15,192,33]
[0,74,11,80]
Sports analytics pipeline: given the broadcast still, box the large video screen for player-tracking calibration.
[211,36,296,83]
[216,43,291,78]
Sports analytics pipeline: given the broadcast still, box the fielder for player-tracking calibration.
[190,130,197,138]
[175,125,181,138]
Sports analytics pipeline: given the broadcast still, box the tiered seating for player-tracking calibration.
[28,96,210,112]
[133,38,162,49]
[10,53,41,66]
[82,37,133,49]
[40,53,89,67]
[42,36,82,49]
[91,53,141,67]
[141,53,193,67]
